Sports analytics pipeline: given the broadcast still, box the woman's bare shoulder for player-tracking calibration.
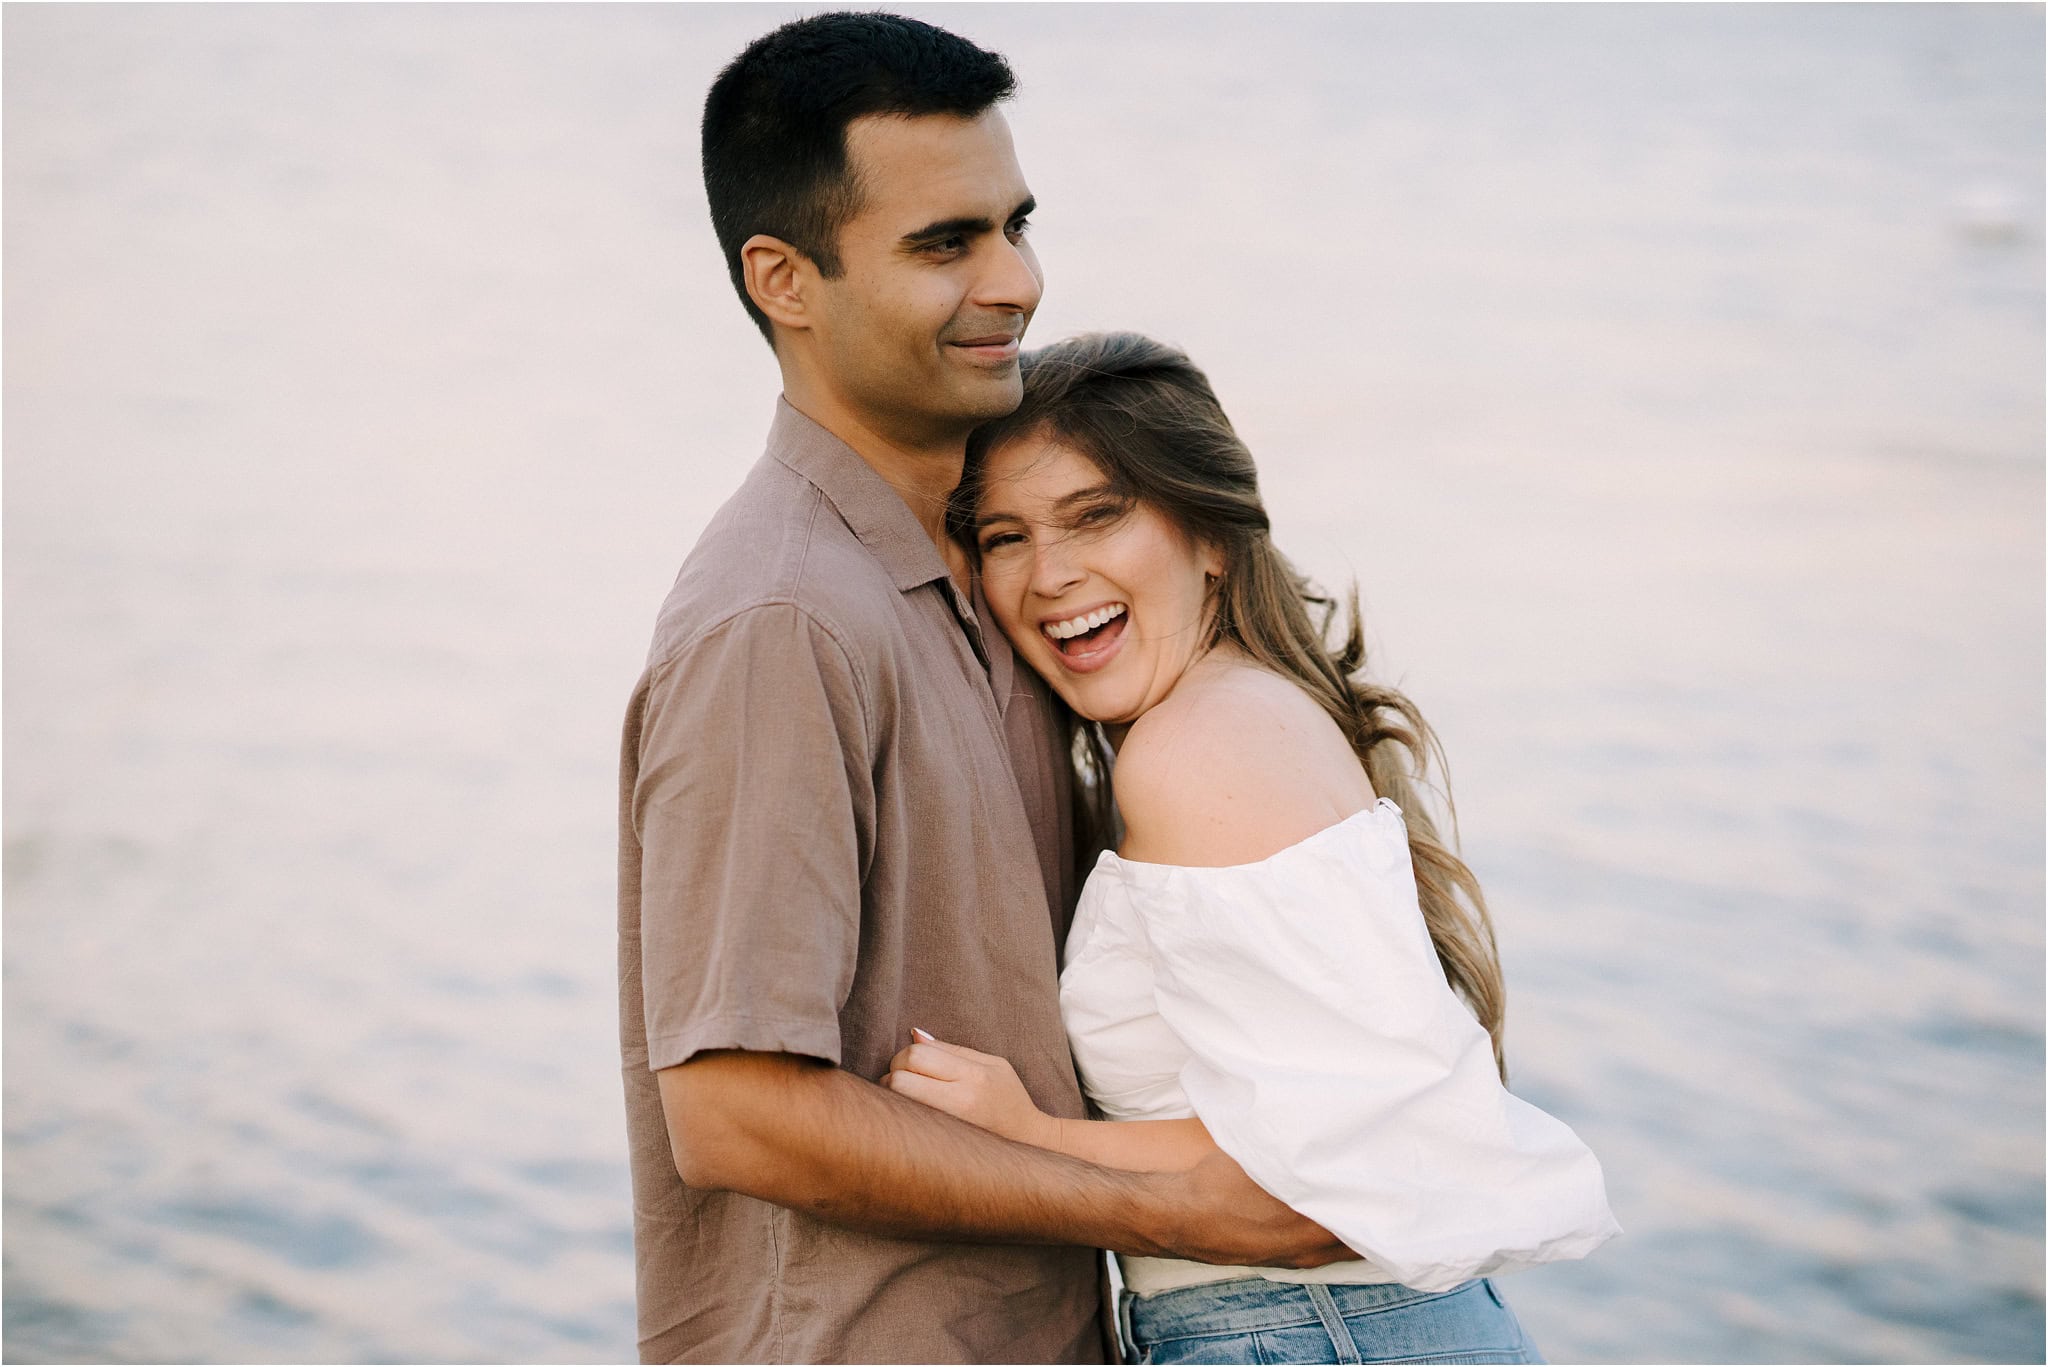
[1113,660,1373,868]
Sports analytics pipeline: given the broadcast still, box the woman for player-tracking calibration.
[885,333,1619,1364]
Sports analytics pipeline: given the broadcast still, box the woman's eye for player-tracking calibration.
[979,531,1025,553]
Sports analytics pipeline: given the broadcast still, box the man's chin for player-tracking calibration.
[956,369,1025,422]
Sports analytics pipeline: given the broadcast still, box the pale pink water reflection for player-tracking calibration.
[5,5,2040,1362]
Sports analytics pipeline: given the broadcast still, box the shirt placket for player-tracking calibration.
[933,580,1015,772]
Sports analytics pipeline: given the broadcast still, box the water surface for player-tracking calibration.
[5,5,2041,1362]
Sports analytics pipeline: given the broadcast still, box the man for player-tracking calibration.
[618,13,1341,1363]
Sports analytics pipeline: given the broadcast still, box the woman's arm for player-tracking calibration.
[885,1034,1221,1172]
[1049,1115,1220,1173]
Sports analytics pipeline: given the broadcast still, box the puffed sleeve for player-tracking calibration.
[1115,800,1620,1292]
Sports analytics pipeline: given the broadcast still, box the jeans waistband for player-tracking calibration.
[1124,1276,1478,1342]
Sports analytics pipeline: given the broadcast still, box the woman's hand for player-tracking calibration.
[884,1030,1060,1150]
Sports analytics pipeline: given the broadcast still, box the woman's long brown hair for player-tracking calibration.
[952,332,1509,1080]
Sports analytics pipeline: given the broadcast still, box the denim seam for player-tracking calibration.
[1304,1283,1364,1364]
[1117,1290,1143,1363]
[1325,1286,1460,1319]
[1130,1286,1463,1339]
[1132,1318,1322,1342]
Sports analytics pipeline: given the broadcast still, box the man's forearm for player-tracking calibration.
[659,1051,1349,1267]
[661,1052,1182,1255]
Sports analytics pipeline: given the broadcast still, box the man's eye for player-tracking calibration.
[927,236,966,255]
[1006,218,1031,242]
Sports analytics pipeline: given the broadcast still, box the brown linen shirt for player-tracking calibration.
[618,399,1109,1364]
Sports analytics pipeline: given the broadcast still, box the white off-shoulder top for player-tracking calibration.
[1060,798,1620,1296]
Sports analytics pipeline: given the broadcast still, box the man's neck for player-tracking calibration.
[780,378,968,551]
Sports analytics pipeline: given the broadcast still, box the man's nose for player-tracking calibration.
[974,237,1043,316]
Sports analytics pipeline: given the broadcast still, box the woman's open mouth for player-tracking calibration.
[1042,603,1128,671]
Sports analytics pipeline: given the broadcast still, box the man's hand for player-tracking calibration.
[1162,1150,1356,1269]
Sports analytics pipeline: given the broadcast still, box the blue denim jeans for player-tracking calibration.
[1120,1276,1544,1365]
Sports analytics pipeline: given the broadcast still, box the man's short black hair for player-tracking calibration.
[702,11,1017,344]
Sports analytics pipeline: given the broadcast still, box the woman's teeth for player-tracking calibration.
[1043,603,1127,641]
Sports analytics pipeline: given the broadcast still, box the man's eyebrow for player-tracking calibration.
[900,197,1037,248]
[901,215,992,247]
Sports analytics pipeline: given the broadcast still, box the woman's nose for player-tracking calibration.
[1031,539,1084,597]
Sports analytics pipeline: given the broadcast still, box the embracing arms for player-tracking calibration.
[634,608,1345,1268]
[658,1049,1348,1266]
[884,1033,1217,1173]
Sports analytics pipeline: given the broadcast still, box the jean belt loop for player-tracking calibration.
[1117,1287,1140,1363]
[1304,1283,1364,1365]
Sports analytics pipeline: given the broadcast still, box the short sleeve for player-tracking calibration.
[1120,804,1620,1292]
[633,602,874,1071]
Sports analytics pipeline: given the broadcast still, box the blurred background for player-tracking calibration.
[4,3,2041,1362]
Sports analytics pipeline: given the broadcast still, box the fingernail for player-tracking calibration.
[911,1027,936,1043]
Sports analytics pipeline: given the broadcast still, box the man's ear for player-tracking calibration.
[740,234,813,335]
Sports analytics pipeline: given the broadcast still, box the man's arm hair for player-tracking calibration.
[660,1050,1349,1267]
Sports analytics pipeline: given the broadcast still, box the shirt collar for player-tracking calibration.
[765,397,953,594]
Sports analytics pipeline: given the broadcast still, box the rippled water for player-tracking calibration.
[5,5,2041,1362]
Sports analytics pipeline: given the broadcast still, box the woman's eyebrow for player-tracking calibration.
[1052,483,1117,511]
[974,482,1117,531]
